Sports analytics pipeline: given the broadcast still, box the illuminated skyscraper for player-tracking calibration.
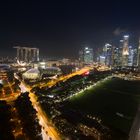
[103,43,112,66]
[118,40,123,66]
[128,46,134,66]
[113,47,119,67]
[133,48,137,66]
[122,35,129,66]
[79,47,93,64]
[79,50,84,62]
[99,56,105,65]
[137,38,140,71]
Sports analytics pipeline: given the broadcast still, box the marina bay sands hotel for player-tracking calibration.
[13,46,39,63]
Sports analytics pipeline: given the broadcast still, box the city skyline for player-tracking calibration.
[1,1,140,140]
[0,0,140,57]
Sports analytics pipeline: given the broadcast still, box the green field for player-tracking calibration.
[64,77,140,135]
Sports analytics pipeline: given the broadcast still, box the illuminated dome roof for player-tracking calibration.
[0,64,10,69]
[26,68,40,74]
[22,68,40,80]
[45,67,61,71]
[0,64,10,72]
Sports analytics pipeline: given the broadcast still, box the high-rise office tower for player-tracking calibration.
[128,46,134,66]
[79,47,93,64]
[137,38,140,71]
[79,50,84,62]
[122,35,129,67]
[118,40,123,66]
[103,43,112,66]
[133,48,137,66]
[113,47,119,67]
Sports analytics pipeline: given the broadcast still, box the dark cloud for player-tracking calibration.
[113,28,126,36]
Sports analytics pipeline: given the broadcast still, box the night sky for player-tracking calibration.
[0,0,140,58]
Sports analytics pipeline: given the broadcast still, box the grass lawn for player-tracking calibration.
[64,78,140,134]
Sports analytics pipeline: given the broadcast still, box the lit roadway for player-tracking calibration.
[38,65,110,88]
[129,105,140,140]
[37,67,92,88]
[29,93,61,140]
[0,79,23,139]
[19,81,61,140]
[0,93,19,102]
[0,79,20,102]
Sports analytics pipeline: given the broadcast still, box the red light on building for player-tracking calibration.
[82,71,90,76]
